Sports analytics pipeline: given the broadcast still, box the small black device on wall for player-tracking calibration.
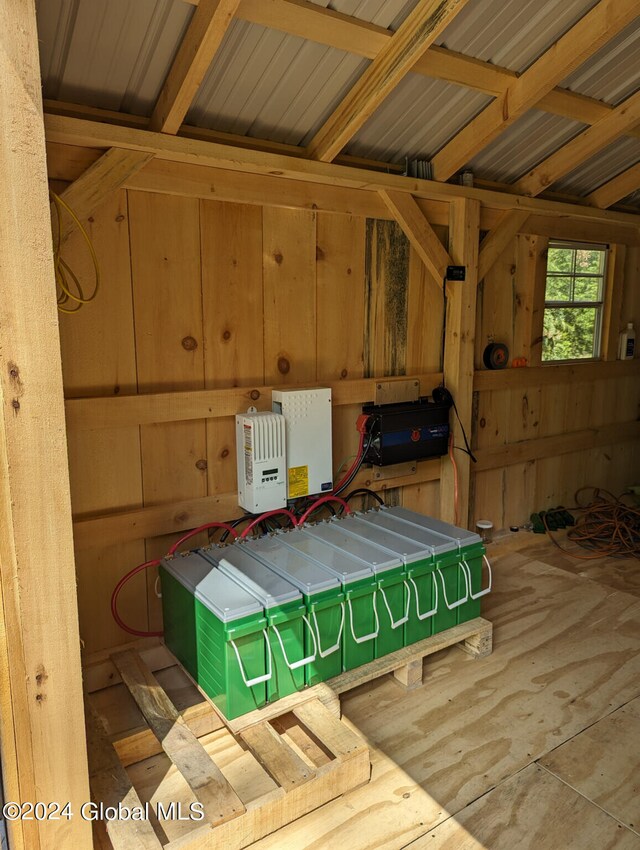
[361,394,452,467]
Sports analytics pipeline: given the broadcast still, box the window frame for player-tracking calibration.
[542,239,609,364]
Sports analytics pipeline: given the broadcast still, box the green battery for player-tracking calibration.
[242,535,345,685]
[384,507,492,626]
[352,510,453,645]
[160,551,270,720]
[201,544,313,702]
[277,527,379,671]
[301,521,407,658]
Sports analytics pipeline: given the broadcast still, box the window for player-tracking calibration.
[542,241,608,362]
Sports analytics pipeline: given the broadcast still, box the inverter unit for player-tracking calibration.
[235,412,286,512]
[362,397,451,466]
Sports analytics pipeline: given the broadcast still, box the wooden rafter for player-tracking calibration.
[306,0,471,162]
[478,210,530,281]
[516,89,640,197]
[55,147,153,245]
[431,0,639,182]
[150,0,241,134]
[179,0,640,138]
[379,189,452,286]
[588,162,640,209]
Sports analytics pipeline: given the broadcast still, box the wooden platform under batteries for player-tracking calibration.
[84,617,492,849]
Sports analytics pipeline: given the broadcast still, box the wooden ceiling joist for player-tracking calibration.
[150,0,241,134]
[306,0,471,163]
[379,189,453,286]
[587,162,640,209]
[54,147,153,245]
[431,0,639,182]
[477,210,530,281]
[516,88,640,198]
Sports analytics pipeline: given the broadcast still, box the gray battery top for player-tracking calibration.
[161,551,263,623]
[201,545,301,609]
[384,506,482,547]
[277,528,375,584]
[242,536,340,596]
[332,514,431,566]
[300,523,401,575]
[356,510,453,555]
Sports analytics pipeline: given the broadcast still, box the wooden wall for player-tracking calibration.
[53,161,640,653]
[58,188,444,651]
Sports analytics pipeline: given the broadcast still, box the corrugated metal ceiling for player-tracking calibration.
[35,0,640,202]
[552,136,640,196]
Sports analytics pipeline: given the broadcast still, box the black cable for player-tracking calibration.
[450,396,477,463]
[344,488,384,506]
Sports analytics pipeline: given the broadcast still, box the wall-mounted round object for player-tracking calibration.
[483,342,509,370]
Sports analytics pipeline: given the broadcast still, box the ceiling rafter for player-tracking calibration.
[430,0,639,182]
[379,189,453,286]
[515,88,640,197]
[184,0,640,141]
[150,0,241,134]
[306,0,471,163]
[587,162,640,209]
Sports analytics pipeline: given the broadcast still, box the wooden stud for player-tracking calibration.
[149,0,241,134]
[516,89,640,197]
[0,2,92,847]
[393,659,424,690]
[478,211,530,281]
[588,162,640,209]
[379,189,453,286]
[55,148,153,245]
[440,198,480,527]
[306,0,471,161]
[111,650,246,826]
[431,0,638,181]
[241,722,315,790]
[601,244,627,361]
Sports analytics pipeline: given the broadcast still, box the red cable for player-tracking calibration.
[111,560,164,638]
[297,495,352,526]
[167,521,238,556]
[240,508,298,539]
[332,430,366,494]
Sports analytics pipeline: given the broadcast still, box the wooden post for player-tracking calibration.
[440,199,481,527]
[0,1,92,848]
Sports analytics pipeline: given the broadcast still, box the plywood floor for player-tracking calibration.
[247,531,640,849]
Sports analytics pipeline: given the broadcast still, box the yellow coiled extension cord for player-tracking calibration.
[50,191,100,314]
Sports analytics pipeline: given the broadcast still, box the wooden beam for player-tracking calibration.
[0,1,92,848]
[431,0,639,181]
[73,460,441,550]
[478,210,530,281]
[474,420,640,472]
[516,89,640,197]
[150,0,241,134]
[379,189,453,285]
[43,114,640,228]
[65,372,442,430]
[440,198,480,527]
[601,244,627,361]
[306,0,471,162]
[588,162,640,209]
[56,147,152,244]
[473,358,640,392]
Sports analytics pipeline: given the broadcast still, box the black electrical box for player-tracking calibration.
[362,396,451,467]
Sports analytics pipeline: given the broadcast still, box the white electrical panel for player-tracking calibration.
[272,387,333,500]
[235,412,287,513]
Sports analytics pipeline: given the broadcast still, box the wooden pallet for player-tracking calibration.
[85,617,491,849]
[86,650,370,850]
